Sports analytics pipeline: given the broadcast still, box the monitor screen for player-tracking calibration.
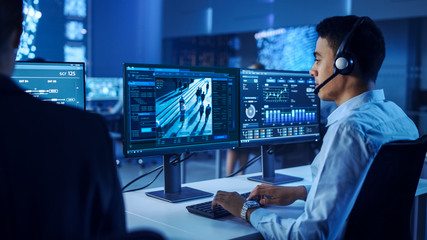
[123,63,239,157]
[86,77,122,101]
[240,68,320,147]
[11,61,85,110]
[86,77,123,114]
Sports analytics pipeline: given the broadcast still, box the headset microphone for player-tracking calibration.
[313,71,339,94]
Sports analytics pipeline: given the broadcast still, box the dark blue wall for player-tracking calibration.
[90,0,162,77]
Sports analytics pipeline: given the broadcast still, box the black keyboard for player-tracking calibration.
[186,192,253,219]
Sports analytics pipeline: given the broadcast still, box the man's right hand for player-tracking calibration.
[247,184,307,206]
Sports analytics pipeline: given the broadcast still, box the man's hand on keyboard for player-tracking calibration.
[211,191,246,218]
[247,184,307,206]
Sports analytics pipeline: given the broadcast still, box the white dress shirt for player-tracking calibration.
[250,89,419,239]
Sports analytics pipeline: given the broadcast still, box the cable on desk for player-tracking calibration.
[121,153,195,192]
[227,154,261,177]
[170,152,195,165]
[123,168,164,193]
[121,164,163,192]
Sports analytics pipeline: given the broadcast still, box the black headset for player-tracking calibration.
[314,17,368,94]
[334,16,368,75]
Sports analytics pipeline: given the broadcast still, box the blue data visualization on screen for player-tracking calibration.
[240,69,320,147]
[11,62,85,110]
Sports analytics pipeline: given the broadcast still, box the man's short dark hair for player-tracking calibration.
[316,15,385,82]
[0,0,23,50]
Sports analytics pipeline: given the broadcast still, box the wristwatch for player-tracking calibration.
[241,201,261,222]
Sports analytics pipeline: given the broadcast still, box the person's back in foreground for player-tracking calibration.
[0,1,126,239]
[212,15,419,239]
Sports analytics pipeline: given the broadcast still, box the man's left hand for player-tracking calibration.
[211,191,246,218]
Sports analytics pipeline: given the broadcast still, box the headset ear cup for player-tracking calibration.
[334,54,354,75]
[335,57,348,71]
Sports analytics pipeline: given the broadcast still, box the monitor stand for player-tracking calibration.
[247,145,303,185]
[146,153,213,203]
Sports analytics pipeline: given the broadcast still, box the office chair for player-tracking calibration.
[344,135,427,240]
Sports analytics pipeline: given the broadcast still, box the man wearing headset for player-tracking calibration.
[212,15,419,239]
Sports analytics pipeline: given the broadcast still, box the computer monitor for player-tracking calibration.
[11,61,85,110]
[239,68,320,184]
[123,63,239,202]
[86,77,122,101]
[86,77,123,114]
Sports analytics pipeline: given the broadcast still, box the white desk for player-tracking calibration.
[124,165,427,240]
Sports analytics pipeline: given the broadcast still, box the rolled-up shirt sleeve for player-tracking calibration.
[303,185,311,194]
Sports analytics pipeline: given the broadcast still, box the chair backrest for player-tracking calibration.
[344,135,427,240]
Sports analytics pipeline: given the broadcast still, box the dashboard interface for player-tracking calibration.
[240,69,320,146]
[11,61,85,109]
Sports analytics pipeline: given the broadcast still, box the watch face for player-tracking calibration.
[245,201,260,208]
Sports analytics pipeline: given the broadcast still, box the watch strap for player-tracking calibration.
[241,201,260,222]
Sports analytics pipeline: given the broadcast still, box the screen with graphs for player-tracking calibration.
[11,61,85,110]
[240,68,320,146]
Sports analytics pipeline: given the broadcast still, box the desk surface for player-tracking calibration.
[124,165,427,240]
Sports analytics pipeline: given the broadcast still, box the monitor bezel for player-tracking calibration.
[14,61,86,111]
[123,63,240,158]
[238,68,321,148]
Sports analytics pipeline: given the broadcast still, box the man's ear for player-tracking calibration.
[13,25,23,49]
